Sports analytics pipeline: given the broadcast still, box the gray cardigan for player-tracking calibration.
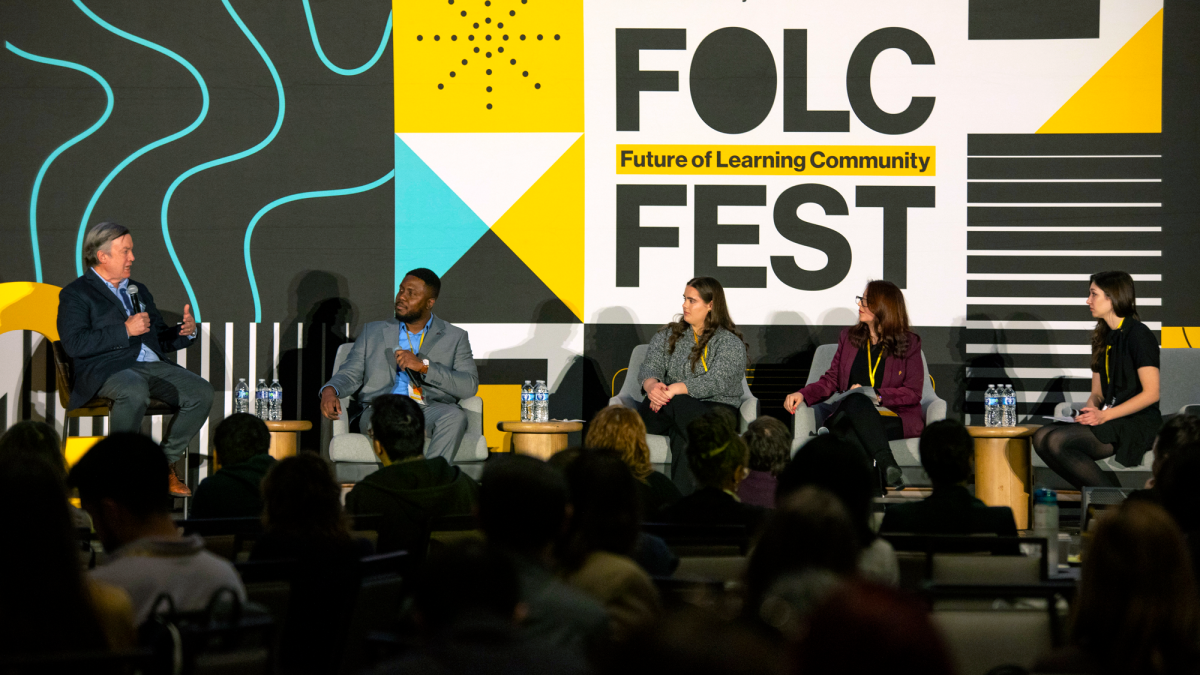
[638,326,746,408]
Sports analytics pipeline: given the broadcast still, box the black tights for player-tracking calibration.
[1032,423,1117,489]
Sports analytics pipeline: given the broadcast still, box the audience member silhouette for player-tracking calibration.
[0,420,89,527]
[599,609,784,675]
[585,405,681,517]
[738,416,791,508]
[68,433,245,626]
[1034,500,1200,674]
[191,413,276,519]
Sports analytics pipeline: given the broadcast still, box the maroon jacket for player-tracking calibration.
[798,328,926,439]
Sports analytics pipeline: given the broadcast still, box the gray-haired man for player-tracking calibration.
[57,222,214,496]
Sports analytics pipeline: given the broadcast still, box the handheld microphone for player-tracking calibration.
[126,285,143,313]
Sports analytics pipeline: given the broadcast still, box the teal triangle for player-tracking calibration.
[394,135,488,290]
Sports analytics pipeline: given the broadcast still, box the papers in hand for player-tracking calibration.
[1043,408,1079,424]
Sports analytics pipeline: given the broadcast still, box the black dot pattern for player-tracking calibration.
[468,34,474,41]
[462,58,468,65]
[460,10,466,16]
[537,34,543,40]
[486,86,492,92]
[486,17,491,24]
[498,47,504,53]
[438,83,444,89]
[509,9,515,15]
[486,51,491,57]
[510,58,516,64]
[520,34,526,40]
[554,34,560,40]
[451,35,457,40]
[486,34,491,41]
[473,22,479,28]
[487,103,493,109]
[486,69,492,75]
[473,47,479,53]
[450,71,456,77]
[522,71,528,77]
[535,83,540,89]
[417,35,423,41]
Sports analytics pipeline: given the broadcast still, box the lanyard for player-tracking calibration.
[866,340,884,388]
[693,331,708,372]
[1105,317,1125,385]
[401,326,426,355]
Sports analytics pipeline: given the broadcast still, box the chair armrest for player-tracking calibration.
[610,394,640,410]
[925,397,947,425]
[460,395,483,436]
[791,403,816,455]
[738,395,759,432]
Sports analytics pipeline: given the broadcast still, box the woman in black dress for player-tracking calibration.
[1033,271,1162,488]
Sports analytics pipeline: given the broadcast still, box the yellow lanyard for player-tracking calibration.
[1105,317,1124,385]
[866,341,884,388]
[694,331,708,372]
[401,326,426,354]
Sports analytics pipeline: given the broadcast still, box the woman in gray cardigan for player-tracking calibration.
[638,276,748,493]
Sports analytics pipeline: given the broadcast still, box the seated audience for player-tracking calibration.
[586,405,681,517]
[599,609,783,675]
[250,452,373,675]
[777,434,899,587]
[1126,413,1200,501]
[738,416,791,508]
[743,487,861,637]
[658,409,767,533]
[68,433,245,626]
[371,540,587,675]
[792,580,956,675]
[345,394,479,555]
[191,413,276,519]
[479,455,609,658]
[558,449,662,640]
[0,453,135,658]
[0,420,91,527]
[1142,440,1200,584]
[1034,500,1200,674]
[879,419,1018,537]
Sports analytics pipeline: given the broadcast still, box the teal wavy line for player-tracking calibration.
[72,0,210,278]
[302,0,392,76]
[244,170,395,321]
[160,0,286,323]
[5,42,113,283]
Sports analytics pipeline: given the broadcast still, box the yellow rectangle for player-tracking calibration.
[615,145,936,176]
[477,384,522,452]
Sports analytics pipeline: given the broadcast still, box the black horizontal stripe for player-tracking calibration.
[964,378,1096,393]
[967,229,1160,251]
[961,351,1093,368]
[965,327,1097,342]
[967,133,1161,156]
[967,256,1161,274]
[967,157,1160,180]
[475,358,546,385]
[968,280,1161,299]
[967,206,1161,228]
[968,181,1161,204]
[968,0,1099,40]
[968,305,1162,322]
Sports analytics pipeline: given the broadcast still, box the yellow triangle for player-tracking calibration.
[1038,9,1162,134]
[491,135,584,321]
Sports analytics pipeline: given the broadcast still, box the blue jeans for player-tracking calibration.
[97,362,214,464]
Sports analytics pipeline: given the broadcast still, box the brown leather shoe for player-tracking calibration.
[168,472,192,497]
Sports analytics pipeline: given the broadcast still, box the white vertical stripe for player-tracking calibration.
[296,322,304,419]
[249,323,258,400]
[80,417,91,436]
[224,323,234,417]
[177,342,186,369]
[199,323,211,480]
[150,416,163,443]
[273,322,280,381]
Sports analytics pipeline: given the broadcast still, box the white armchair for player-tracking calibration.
[609,344,758,464]
[791,344,946,486]
[323,343,488,483]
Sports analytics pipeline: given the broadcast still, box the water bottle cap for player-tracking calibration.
[1033,488,1058,504]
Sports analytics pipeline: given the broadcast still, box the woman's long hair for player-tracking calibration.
[0,454,109,656]
[1089,271,1139,372]
[585,405,653,481]
[1070,500,1200,674]
[664,277,747,373]
[261,452,352,545]
[848,280,911,358]
[557,449,642,572]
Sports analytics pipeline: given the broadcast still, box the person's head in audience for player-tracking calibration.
[585,405,653,481]
[368,394,425,464]
[686,408,749,492]
[776,434,875,547]
[68,433,174,552]
[743,486,860,628]
[213,413,271,467]
[0,420,65,481]
[261,452,351,544]
[558,448,642,570]
[743,416,791,478]
[917,419,974,489]
[1150,414,1200,480]
[791,581,956,675]
[414,539,524,635]
[0,453,109,656]
[601,608,782,675]
[1069,500,1200,673]
[479,455,570,558]
[1155,442,1200,532]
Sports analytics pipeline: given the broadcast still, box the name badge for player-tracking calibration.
[408,381,425,406]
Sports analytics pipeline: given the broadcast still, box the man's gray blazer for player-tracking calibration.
[323,315,478,407]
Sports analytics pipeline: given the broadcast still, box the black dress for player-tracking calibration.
[1089,318,1163,466]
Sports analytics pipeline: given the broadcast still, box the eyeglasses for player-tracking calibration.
[855,296,866,307]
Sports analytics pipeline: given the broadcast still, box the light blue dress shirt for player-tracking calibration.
[91,268,193,362]
[391,316,432,398]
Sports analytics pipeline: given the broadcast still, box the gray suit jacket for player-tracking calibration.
[322,315,478,407]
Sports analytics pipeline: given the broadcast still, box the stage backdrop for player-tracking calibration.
[2,0,1198,473]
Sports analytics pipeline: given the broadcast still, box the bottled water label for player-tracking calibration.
[521,381,534,422]
[533,380,549,423]
[234,379,250,415]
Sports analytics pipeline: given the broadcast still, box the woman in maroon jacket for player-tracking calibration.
[784,280,926,489]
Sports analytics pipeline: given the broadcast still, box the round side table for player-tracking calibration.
[263,420,313,460]
[498,421,583,460]
[966,425,1041,529]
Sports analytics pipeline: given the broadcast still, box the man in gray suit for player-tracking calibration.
[320,269,478,461]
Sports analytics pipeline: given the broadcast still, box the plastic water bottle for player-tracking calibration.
[984,384,998,427]
[521,380,534,422]
[1002,384,1017,427]
[255,378,269,419]
[1033,489,1060,573]
[269,380,283,421]
[534,380,549,423]
[234,378,250,415]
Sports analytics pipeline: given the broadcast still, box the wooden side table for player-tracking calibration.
[966,425,1041,529]
[263,420,313,460]
[498,421,583,460]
